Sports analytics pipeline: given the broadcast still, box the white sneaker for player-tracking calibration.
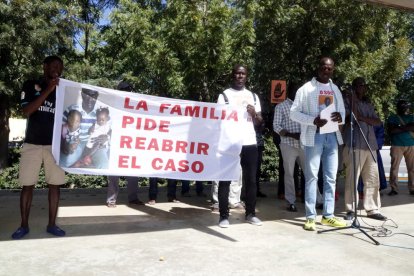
[246,214,262,226]
[218,218,230,228]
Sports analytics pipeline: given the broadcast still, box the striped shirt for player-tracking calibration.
[63,104,97,142]
[290,78,345,147]
[273,99,301,148]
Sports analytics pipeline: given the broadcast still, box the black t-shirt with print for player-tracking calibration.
[21,78,56,145]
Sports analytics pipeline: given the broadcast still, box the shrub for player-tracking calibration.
[260,134,279,182]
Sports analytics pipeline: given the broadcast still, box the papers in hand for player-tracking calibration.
[319,104,338,134]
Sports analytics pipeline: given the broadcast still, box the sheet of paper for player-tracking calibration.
[319,104,338,134]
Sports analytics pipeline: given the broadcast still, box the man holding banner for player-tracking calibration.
[217,64,263,228]
[12,56,66,239]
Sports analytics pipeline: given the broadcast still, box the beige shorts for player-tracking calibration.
[19,143,66,186]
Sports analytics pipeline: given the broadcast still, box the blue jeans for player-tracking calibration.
[304,133,338,219]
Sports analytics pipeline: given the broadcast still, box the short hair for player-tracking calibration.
[318,56,334,67]
[117,81,134,92]
[352,77,366,88]
[397,99,411,110]
[232,64,247,74]
[81,88,99,99]
[96,107,110,117]
[67,109,82,120]
[43,55,63,65]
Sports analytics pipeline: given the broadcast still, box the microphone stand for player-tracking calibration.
[317,92,380,246]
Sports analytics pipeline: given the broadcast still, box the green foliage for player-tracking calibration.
[0,163,20,189]
[65,173,108,189]
[0,0,76,114]
[260,134,278,182]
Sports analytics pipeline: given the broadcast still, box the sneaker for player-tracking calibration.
[147,200,156,205]
[46,225,66,237]
[286,204,297,212]
[388,189,398,196]
[246,214,262,226]
[321,216,347,228]
[218,217,230,228]
[344,211,354,221]
[303,219,316,231]
[11,227,29,239]
[107,202,116,208]
[367,213,387,221]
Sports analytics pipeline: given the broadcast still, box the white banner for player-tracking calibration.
[52,79,243,181]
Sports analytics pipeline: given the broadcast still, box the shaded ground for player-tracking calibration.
[0,180,413,275]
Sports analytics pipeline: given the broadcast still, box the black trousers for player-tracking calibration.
[219,145,258,218]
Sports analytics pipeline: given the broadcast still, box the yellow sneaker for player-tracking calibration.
[303,219,316,231]
[321,216,347,228]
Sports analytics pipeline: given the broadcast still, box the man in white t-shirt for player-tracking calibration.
[217,64,263,228]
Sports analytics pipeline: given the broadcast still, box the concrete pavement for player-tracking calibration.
[0,180,413,275]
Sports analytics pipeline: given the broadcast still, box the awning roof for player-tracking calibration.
[360,0,414,11]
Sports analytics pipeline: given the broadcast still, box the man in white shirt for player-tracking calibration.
[290,57,347,231]
[217,64,263,228]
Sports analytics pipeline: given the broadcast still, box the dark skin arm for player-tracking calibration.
[314,116,327,127]
[246,104,264,126]
[314,112,342,127]
[389,122,414,134]
[331,112,342,123]
[348,99,381,126]
[22,78,59,117]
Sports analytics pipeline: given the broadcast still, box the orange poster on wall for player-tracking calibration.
[270,80,286,104]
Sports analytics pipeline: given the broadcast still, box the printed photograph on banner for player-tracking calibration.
[270,80,286,104]
[59,86,111,169]
[318,94,334,112]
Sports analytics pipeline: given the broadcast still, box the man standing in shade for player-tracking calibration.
[12,56,66,239]
[290,57,347,231]
[217,64,263,228]
[387,99,414,196]
[343,77,386,221]
[273,83,303,212]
